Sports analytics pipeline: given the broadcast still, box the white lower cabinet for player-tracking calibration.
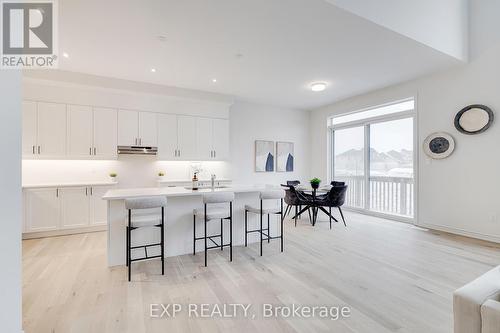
[90,186,110,226]
[25,188,60,232]
[60,187,90,229]
[24,185,113,235]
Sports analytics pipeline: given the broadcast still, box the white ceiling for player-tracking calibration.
[56,0,461,110]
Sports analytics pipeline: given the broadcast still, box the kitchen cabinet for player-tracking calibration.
[139,112,157,146]
[60,187,90,229]
[118,109,138,146]
[212,119,229,160]
[67,105,93,157]
[22,101,37,156]
[23,184,115,235]
[90,186,111,226]
[158,113,178,159]
[23,101,67,158]
[93,107,117,158]
[177,116,197,159]
[118,110,157,146]
[37,102,67,157]
[25,188,60,232]
[196,117,213,160]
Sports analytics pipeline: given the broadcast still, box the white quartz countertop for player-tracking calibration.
[103,185,278,200]
[23,181,118,189]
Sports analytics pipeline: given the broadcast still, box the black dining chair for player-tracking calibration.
[330,181,345,186]
[317,185,348,229]
[283,185,314,226]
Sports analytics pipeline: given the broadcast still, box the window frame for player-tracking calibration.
[328,98,417,223]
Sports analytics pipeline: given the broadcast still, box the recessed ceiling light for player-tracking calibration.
[311,82,327,92]
[157,35,167,42]
[212,78,217,83]
[62,52,69,58]
[151,68,156,73]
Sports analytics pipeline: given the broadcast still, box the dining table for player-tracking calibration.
[289,186,339,226]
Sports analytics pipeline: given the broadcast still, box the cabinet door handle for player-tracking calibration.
[86,188,88,196]
[178,149,181,157]
[214,150,216,158]
[38,146,41,154]
[32,145,35,154]
[90,187,93,196]
[94,147,96,155]
[56,188,59,197]
[89,147,92,155]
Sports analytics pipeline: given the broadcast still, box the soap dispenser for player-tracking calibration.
[192,172,199,190]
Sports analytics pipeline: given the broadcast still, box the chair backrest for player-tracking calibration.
[286,180,301,186]
[331,181,345,186]
[202,191,235,204]
[260,189,285,200]
[326,185,348,207]
[125,196,167,210]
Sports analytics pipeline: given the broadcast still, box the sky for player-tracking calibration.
[334,117,413,155]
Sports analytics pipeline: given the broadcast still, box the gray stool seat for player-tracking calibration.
[244,205,281,214]
[129,214,162,227]
[193,208,230,220]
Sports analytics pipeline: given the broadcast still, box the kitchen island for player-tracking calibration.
[103,185,282,266]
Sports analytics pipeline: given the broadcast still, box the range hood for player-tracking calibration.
[117,146,158,155]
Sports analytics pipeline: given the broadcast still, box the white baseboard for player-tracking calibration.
[417,222,500,244]
[22,225,107,239]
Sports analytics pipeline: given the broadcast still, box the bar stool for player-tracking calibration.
[244,190,285,256]
[193,192,234,267]
[125,196,166,282]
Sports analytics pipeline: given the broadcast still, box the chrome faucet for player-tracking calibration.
[211,174,216,189]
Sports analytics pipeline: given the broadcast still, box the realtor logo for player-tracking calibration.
[1,0,58,68]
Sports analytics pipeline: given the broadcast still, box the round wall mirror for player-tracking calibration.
[454,104,493,135]
[423,132,455,159]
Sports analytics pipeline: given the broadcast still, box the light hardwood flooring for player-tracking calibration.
[22,212,500,333]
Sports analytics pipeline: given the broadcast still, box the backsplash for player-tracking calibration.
[22,157,230,188]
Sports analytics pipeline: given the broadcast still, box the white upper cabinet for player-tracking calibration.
[94,107,117,158]
[212,119,229,160]
[117,110,139,146]
[196,117,213,160]
[177,116,197,160]
[37,102,67,157]
[158,113,178,159]
[67,105,93,157]
[22,101,37,156]
[139,112,157,146]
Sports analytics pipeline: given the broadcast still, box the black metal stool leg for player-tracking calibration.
[161,207,165,275]
[204,204,207,267]
[127,213,131,281]
[193,214,196,255]
[220,218,223,251]
[260,200,263,256]
[280,199,284,252]
[244,210,248,247]
[229,202,233,262]
[267,214,270,243]
[126,210,130,267]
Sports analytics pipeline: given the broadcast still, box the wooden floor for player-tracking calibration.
[23,212,500,333]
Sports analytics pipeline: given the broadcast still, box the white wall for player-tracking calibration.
[229,102,310,186]
[326,0,469,61]
[0,72,22,331]
[310,1,500,242]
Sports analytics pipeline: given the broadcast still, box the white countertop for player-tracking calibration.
[23,181,118,189]
[103,185,277,200]
[157,178,232,184]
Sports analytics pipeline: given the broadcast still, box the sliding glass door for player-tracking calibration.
[331,100,415,219]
